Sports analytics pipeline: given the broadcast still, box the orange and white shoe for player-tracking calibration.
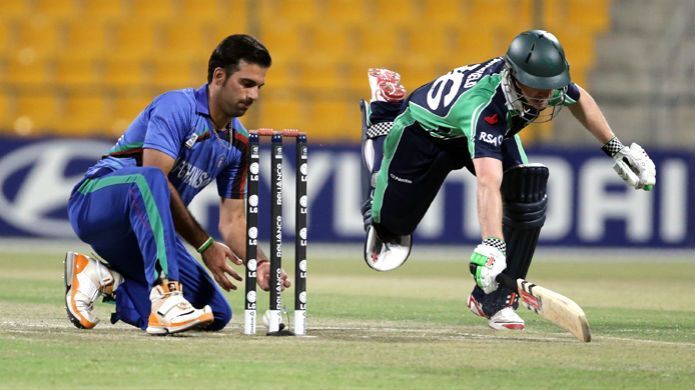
[64,251,123,329]
[368,68,407,102]
[146,280,214,335]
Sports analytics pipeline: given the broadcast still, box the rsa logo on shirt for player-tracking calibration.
[171,160,212,189]
[478,131,504,147]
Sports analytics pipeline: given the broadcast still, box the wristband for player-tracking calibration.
[196,237,214,254]
[601,136,624,157]
[482,236,506,255]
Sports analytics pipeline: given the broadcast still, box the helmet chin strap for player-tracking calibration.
[501,67,567,124]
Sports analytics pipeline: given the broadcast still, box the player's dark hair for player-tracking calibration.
[207,34,272,83]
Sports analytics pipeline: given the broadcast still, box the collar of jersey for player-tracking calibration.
[194,84,211,116]
[194,83,237,142]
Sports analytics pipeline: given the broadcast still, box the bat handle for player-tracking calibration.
[495,273,519,293]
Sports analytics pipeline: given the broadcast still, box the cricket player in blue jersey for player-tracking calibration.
[65,34,288,335]
[360,30,656,330]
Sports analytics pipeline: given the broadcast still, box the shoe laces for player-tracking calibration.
[505,292,519,307]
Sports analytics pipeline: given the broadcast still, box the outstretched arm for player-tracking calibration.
[218,198,249,260]
[219,198,289,291]
[468,157,507,294]
[568,84,615,144]
[569,85,656,190]
[143,149,209,248]
[472,157,504,239]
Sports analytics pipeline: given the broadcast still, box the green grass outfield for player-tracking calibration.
[1,249,693,389]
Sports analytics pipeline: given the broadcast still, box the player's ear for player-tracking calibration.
[212,67,227,85]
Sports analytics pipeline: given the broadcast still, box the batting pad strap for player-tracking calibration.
[366,122,393,139]
[601,136,624,157]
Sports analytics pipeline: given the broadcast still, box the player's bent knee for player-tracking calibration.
[206,301,232,331]
[114,281,150,330]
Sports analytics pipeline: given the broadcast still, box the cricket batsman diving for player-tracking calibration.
[360,30,656,330]
[64,34,288,335]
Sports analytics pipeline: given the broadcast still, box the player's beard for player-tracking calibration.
[229,99,253,117]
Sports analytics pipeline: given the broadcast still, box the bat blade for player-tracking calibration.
[497,273,592,342]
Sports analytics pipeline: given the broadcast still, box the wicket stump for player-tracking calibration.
[244,129,308,336]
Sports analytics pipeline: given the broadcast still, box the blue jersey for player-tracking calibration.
[88,84,249,205]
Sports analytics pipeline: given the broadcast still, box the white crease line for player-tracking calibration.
[595,335,695,347]
[3,321,693,346]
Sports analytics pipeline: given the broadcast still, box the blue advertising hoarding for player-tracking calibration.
[0,135,693,248]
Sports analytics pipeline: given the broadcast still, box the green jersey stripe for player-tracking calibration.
[371,111,415,223]
[109,142,145,154]
[77,174,169,278]
[513,134,529,164]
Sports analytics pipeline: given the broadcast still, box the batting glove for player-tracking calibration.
[603,138,656,190]
[469,237,507,294]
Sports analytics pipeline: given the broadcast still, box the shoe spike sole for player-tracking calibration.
[64,253,89,329]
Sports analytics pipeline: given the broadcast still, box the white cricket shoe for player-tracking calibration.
[488,307,525,331]
[64,251,123,329]
[146,280,214,335]
[363,225,412,272]
[368,68,407,102]
[467,294,525,331]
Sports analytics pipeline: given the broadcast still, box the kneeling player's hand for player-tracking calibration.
[469,238,507,294]
[256,260,291,291]
[201,241,243,291]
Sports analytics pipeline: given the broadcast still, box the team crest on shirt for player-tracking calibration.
[484,114,499,125]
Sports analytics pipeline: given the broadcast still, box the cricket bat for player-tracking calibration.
[496,273,592,342]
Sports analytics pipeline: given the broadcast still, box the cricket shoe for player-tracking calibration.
[64,251,123,329]
[467,294,525,331]
[146,279,214,335]
[363,225,412,272]
[368,68,407,102]
[488,307,525,330]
